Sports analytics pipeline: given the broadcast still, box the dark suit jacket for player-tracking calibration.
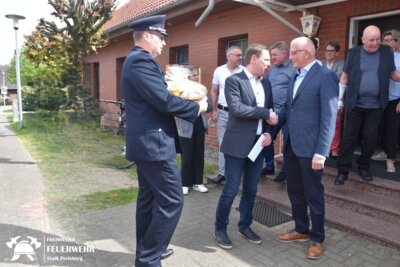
[344,45,396,111]
[121,46,199,162]
[282,62,338,158]
[220,70,273,159]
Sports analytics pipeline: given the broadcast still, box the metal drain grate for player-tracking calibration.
[252,201,292,227]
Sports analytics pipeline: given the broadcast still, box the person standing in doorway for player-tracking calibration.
[334,25,400,185]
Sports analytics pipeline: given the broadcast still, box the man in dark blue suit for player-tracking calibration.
[275,37,338,260]
[121,15,208,267]
[214,43,277,249]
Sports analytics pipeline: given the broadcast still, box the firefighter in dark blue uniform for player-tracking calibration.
[121,15,208,267]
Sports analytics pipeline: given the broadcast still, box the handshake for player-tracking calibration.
[266,109,278,125]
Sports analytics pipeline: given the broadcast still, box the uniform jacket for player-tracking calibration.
[221,70,274,158]
[121,46,199,162]
[281,62,338,158]
[344,45,395,111]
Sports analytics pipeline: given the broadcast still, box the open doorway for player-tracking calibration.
[348,10,400,48]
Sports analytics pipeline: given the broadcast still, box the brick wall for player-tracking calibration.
[85,0,400,162]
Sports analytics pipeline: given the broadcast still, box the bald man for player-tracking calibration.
[275,37,338,260]
[335,25,400,185]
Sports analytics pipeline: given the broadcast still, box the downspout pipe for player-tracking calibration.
[195,0,216,28]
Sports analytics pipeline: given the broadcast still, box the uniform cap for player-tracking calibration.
[128,15,167,36]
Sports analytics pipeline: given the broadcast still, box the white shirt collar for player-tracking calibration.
[244,68,262,81]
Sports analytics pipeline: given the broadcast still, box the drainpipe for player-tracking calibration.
[195,0,215,28]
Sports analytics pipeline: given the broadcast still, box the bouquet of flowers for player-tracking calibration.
[165,65,207,101]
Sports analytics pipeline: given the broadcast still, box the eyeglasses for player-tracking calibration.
[325,49,337,53]
[383,38,397,43]
[289,49,305,56]
[230,53,243,57]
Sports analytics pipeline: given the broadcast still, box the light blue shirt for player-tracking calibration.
[389,51,400,101]
[293,60,317,99]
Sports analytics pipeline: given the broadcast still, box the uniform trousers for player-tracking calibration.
[135,159,183,267]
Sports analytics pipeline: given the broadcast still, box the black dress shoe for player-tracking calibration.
[261,167,275,176]
[160,248,173,260]
[334,173,348,185]
[358,169,373,181]
[273,172,286,183]
[212,174,225,184]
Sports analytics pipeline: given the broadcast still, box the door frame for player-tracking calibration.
[349,10,400,48]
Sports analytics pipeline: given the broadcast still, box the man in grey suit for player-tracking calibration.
[214,44,277,249]
[275,37,338,260]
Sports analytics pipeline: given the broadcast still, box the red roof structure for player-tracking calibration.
[103,0,182,33]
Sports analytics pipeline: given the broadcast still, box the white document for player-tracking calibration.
[247,134,265,162]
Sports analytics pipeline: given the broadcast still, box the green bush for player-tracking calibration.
[22,85,67,111]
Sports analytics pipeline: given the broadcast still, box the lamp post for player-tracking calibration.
[6,14,25,128]
[1,71,6,107]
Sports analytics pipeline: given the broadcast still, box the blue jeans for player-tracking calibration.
[264,121,286,173]
[215,153,263,232]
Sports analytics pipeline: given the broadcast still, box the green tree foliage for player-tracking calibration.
[20,0,116,111]
[8,52,68,111]
[38,0,115,68]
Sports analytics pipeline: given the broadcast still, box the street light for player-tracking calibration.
[6,14,25,128]
[1,71,7,107]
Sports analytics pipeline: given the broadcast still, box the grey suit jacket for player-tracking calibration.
[322,60,344,79]
[176,101,212,138]
[221,71,273,159]
[282,62,338,158]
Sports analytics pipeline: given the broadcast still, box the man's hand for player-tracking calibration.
[197,97,208,114]
[266,109,278,125]
[261,133,272,147]
[337,100,344,113]
[212,110,218,122]
[311,156,325,170]
[396,102,400,114]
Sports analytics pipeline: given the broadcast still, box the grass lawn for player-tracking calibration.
[10,111,218,217]
[10,112,138,217]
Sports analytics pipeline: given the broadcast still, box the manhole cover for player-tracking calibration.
[239,201,292,227]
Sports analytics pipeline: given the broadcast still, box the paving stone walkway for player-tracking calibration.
[0,107,399,267]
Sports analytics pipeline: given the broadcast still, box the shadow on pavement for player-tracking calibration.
[0,158,36,165]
